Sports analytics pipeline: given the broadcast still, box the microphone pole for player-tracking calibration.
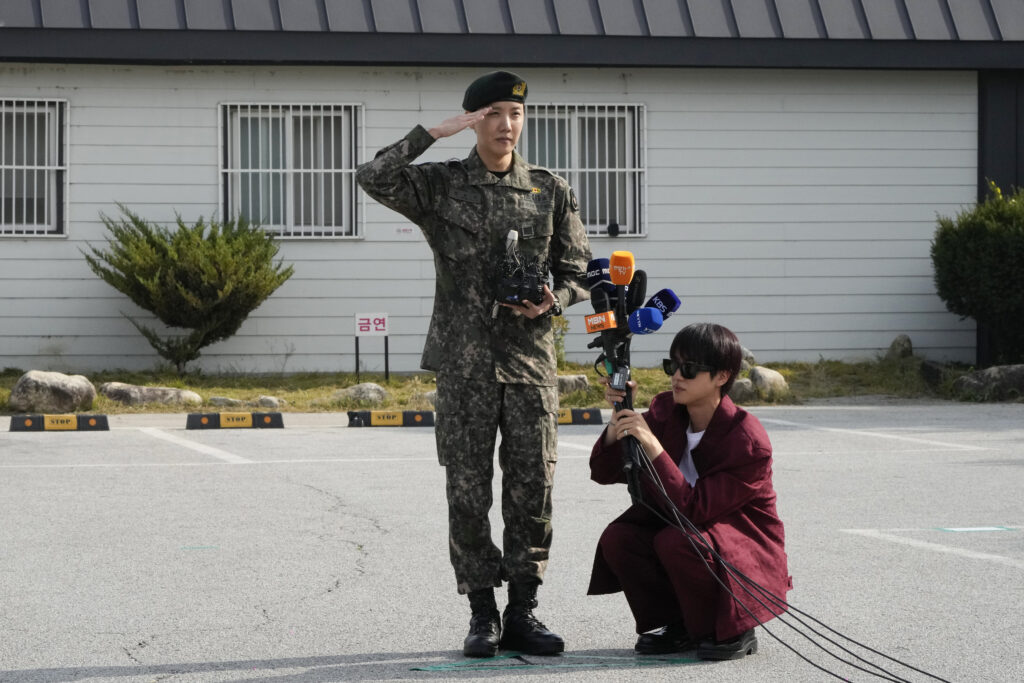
[607,251,645,499]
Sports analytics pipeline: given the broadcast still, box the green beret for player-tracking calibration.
[462,71,528,112]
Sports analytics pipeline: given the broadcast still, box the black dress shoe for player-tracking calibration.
[634,622,696,654]
[697,628,758,661]
[463,611,501,658]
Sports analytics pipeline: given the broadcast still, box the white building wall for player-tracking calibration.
[0,64,976,373]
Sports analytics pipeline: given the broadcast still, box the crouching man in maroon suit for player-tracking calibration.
[588,322,792,660]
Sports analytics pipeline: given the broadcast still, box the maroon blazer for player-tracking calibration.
[588,392,792,639]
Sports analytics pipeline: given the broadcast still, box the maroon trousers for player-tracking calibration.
[597,521,721,638]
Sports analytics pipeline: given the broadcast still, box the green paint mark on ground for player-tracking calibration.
[411,651,699,672]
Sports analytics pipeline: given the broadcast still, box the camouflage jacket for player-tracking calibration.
[356,125,591,385]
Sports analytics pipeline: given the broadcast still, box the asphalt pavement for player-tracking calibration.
[1,399,1022,682]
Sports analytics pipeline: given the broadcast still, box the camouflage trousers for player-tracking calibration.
[435,373,559,595]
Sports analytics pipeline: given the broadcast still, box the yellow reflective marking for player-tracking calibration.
[370,411,403,426]
[44,415,78,430]
[220,413,253,428]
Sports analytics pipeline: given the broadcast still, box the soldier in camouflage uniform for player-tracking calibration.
[356,71,591,657]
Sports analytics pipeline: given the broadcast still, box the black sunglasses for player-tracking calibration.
[663,358,715,379]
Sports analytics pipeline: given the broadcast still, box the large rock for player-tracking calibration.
[557,374,589,394]
[208,395,284,409]
[253,395,283,409]
[8,370,96,412]
[728,377,757,404]
[411,390,437,409]
[750,366,789,399]
[100,382,202,406]
[209,396,245,407]
[741,347,757,373]
[331,382,389,404]
[886,334,914,361]
[952,365,1024,401]
[919,359,947,389]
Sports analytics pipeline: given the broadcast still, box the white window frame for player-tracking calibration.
[0,98,68,237]
[219,103,364,238]
[521,103,646,237]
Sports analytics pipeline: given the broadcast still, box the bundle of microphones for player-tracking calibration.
[583,251,681,394]
[581,256,952,683]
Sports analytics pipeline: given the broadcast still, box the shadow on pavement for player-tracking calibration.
[0,648,705,682]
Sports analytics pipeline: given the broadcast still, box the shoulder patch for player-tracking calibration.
[569,187,579,213]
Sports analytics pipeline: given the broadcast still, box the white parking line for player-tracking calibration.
[0,457,437,469]
[759,418,987,451]
[842,528,1024,570]
[138,427,253,464]
[558,441,593,452]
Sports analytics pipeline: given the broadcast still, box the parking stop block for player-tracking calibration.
[186,412,284,429]
[347,410,435,427]
[9,414,110,431]
[558,408,604,425]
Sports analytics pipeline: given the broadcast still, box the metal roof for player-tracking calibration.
[2,0,1023,68]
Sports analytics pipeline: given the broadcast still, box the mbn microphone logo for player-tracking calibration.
[585,311,617,333]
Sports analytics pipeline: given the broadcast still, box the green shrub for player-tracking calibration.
[932,182,1024,365]
[83,206,294,374]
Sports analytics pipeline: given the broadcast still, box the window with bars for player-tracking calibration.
[1,99,67,236]
[220,103,362,237]
[520,104,645,236]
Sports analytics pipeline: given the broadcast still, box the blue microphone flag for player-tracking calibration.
[627,307,664,335]
[644,289,681,319]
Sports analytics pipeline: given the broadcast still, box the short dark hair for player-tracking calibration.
[668,323,743,397]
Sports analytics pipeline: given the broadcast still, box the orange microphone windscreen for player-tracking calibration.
[609,251,635,286]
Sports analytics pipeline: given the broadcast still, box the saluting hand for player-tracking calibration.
[429,107,491,140]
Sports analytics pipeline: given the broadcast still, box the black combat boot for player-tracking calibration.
[463,588,501,658]
[499,581,565,655]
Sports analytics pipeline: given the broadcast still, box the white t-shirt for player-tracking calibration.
[679,424,704,486]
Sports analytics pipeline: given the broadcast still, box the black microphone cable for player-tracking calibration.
[632,459,917,683]
[627,450,912,682]
[620,443,953,682]
[585,251,950,680]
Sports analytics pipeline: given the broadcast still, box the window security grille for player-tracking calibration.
[521,104,645,236]
[220,104,362,237]
[1,99,67,236]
